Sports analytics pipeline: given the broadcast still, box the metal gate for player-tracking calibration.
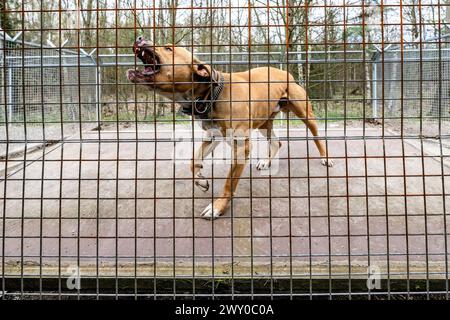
[0,1,449,300]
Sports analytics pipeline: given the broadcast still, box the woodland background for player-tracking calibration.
[0,0,448,121]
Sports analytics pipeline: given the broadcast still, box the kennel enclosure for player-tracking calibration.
[0,1,449,299]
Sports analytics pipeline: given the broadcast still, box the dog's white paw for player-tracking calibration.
[195,179,209,192]
[256,159,271,170]
[201,203,222,220]
[321,158,334,167]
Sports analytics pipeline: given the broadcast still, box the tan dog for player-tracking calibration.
[127,37,333,219]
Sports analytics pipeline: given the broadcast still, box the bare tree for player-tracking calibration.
[403,0,421,42]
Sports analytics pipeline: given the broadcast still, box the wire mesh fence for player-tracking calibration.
[372,36,450,132]
[0,37,98,149]
[0,0,449,300]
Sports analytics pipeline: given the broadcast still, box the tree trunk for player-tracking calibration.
[0,0,15,33]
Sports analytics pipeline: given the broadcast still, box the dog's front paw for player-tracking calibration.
[195,178,209,192]
[194,173,209,192]
[256,159,271,170]
[201,203,223,220]
[321,158,334,167]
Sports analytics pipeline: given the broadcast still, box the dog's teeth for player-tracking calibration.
[141,51,145,58]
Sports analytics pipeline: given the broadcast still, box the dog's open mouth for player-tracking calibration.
[134,46,161,76]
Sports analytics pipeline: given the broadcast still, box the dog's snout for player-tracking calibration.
[133,36,155,54]
[135,36,151,47]
[133,36,146,54]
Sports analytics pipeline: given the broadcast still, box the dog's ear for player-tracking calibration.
[192,57,211,80]
[193,63,211,79]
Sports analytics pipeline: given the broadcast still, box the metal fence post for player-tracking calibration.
[7,60,12,124]
[92,55,101,125]
[97,61,101,125]
[371,61,377,120]
[371,51,380,120]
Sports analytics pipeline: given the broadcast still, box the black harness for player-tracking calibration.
[180,69,225,119]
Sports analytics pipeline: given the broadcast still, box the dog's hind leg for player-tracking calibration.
[286,84,334,167]
[256,121,282,171]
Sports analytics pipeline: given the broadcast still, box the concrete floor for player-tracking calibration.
[0,126,449,278]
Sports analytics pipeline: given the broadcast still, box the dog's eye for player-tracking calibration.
[165,47,173,51]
